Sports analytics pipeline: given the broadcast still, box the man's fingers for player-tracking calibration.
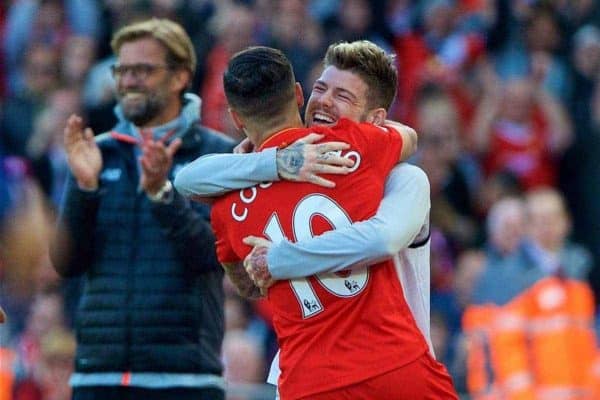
[317,141,350,153]
[315,152,354,167]
[243,236,271,247]
[166,138,182,157]
[234,138,253,154]
[309,175,336,188]
[84,128,95,142]
[315,164,352,175]
[64,115,83,140]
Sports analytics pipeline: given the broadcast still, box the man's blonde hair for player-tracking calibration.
[111,18,196,75]
[324,40,397,111]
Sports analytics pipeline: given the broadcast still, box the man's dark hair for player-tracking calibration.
[223,46,296,124]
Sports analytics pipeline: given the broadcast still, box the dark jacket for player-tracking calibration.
[54,97,234,375]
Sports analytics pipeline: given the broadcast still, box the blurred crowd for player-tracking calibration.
[0,0,599,399]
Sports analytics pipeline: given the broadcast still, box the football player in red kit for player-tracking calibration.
[209,46,458,399]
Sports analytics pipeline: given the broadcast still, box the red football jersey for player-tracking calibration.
[211,118,429,398]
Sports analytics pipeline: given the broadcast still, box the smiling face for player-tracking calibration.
[305,66,371,127]
[115,37,184,127]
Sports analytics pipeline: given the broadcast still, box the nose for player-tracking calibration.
[317,89,334,109]
[119,70,140,85]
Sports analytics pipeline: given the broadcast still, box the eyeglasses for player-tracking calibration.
[110,63,171,80]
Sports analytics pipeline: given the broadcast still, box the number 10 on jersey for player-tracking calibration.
[263,194,369,318]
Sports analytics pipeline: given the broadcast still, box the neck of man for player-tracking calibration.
[245,109,304,148]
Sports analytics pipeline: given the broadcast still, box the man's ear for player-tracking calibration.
[171,69,191,93]
[228,107,245,132]
[295,82,304,108]
[365,108,387,126]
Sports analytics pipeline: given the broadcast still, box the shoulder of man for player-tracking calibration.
[94,131,119,149]
[183,123,236,153]
[392,163,430,186]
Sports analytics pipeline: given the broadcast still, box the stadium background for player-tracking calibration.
[0,0,599,399]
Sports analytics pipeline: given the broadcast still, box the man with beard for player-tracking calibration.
[50,19,235,400]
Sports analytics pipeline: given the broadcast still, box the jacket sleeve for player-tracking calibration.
[267,163,431,280]
[149,189,222,273]
[51,175,102,277]
[174,147,279,198]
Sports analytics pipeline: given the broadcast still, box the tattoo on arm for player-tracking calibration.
[276,144,304,179]
[223,263,262,299]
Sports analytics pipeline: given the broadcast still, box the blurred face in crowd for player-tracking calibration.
[339,0,372,35]
[114,37,182,127]
[526,190,570,252]
[487,198,527,256]
[526,11,560,52]
[418,99,460,165]
[62,35,96,85]
[305,66,371,127]
[500,79,534,123]
[25,45,60,96]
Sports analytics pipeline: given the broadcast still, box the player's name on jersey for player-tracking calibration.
[230,149,362,222]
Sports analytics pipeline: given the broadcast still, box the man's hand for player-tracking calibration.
[140,136,182,195]
[64,114,102,190]
[276,133,355,187]
[234,138,254,154]
[243,236,276,290]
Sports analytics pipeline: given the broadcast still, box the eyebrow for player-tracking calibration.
[314,80,359,101]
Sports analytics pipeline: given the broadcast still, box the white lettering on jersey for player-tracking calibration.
[265,194,369,318]
[228,148,360,223]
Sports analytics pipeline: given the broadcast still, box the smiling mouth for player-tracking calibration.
[312,112,336,125]
[122,92,145,100]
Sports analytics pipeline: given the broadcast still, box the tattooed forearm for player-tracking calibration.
[222,263,263,299]
[276,144,305,180]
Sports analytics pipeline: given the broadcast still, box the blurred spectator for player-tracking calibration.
[3,0,100,95]
[222,329,266,400]
[561,26,600,302]
[201,1,258,139]
[1,181,55,338]
[10,294,73,400]
[1,43,60,153]
[474,168,523,219]
[464,190,597,399]
[452,249,486,311]
[391,0,484,124]
[447,249,487,393]
[35,328,76,400]
[524,187,592,281]
[471,196,532,305]
[470,70,572,190]
[0,43,60,196]
[27,87,82,206]
[221,333,275,398]
[492,5,571,99]
[266,0,324,101]
[323,0,388,49]
[415,87,481,248]
[568,24,600,140]
[223,279,276,376]
[81,54,118,135]
[60,35,97,90]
